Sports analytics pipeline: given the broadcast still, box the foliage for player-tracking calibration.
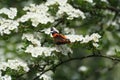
[0,0,120,80]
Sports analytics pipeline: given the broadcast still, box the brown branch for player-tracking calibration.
[106,6,120,13]
[33,54,120,80]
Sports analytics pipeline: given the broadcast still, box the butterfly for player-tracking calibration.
[51,27,71,45]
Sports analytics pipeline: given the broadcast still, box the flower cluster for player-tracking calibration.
[42,27,101,48]
[0,18,19,35]
[41,27,59,35]
[66,35,84,42]
[56,45,73,55]
[22,33,41,46]
[0,7,17,19]
[19,4,54,27]
[85,0,93,3]
[66,33,101,47]
[25,45,57,57]
[0,59,29,80]
[46,0,85,19]
[57,3,85,20]
[0,71,11,80]
[0,0,85,35]
[22,32,73,57]
[0,59,29,72]
[46,0,67,6]
[22,33,57,57]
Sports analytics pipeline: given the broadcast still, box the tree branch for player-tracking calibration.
[33,54,120,80]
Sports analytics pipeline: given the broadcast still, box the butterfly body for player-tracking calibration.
[51,28,70,45]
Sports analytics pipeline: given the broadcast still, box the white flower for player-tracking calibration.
[101,0,108,3]
[81,35,91,43]
[81,33,101,43]
[41,28,51,35]
[93,43,99,48]
[0,71,12,80]
[7,59,29,72]
[84,0,93,3]
[0,75,12,80]
[90,33,101,42]
[56,45,73,55]
[19,4,54,27]
[0,59,29,72]
[78,66,88,72]
[22,33,34,40]
[57,3,85,20]
[41,27,59,37]
[0,8,17,19]
[0,62,8,71]
[46,0,67,6]
[0,18,19,35]
[22,33,41,46]
[25,45,57,57]
[66,35,83,42]
[66,33,101,48]
[40,74,52,80]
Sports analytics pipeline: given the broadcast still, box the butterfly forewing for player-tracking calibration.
[53,34,70,45]
[51,27,71,45]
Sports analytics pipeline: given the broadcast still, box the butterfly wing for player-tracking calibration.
[53,34,70,45]
[51,27,70,45]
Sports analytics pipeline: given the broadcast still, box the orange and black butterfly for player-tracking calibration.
[51,27,70,45]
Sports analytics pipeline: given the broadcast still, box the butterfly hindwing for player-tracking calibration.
[53,33,70,45]
[51,27,70,45]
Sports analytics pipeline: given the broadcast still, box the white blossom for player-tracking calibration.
[66,35,84,42]
[0,62,8,71]
[81,33,101,44]
[40,74,52,80]
[7,59,29,72]
[22,33,41,46]
[57,3,85,20]
[0,74,11,80]
[41,27,59,35]
[46,0,67,6]
[101,0,108,3]
[56,45,73,55]
[19,4,54,27]
[0,18,19,35]
[0,8,17,19]
[25,45,57,57]
[90,33,101,42]
[0,59,29,72]
[81,35,91,43]
[93,43,99,48]
[66,33,101,47]
[84,0,93,3]
[0,71,11,80]
[41,28,51,35]
[78,66,88,72]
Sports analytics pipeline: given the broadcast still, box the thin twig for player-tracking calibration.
[33,54,120,80]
